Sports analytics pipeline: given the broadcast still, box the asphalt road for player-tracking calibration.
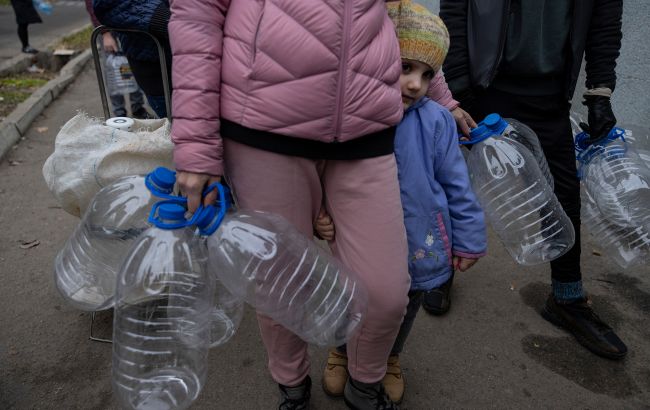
[0,0,90,61]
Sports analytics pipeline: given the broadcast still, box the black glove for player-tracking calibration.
[579,95,617,145]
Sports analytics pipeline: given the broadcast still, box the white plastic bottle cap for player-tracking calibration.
[106,117,134,131]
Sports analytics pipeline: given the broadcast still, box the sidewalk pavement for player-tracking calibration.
[0,1,90,61]
[0,65,649,410]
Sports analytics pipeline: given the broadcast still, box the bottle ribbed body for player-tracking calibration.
[207,211,367,346]
[581,140,650,233]
[504,119,554,189]
[54,176,157,311]
[467,137,575,265]
[582,189,650,268]
[112,228,213,410]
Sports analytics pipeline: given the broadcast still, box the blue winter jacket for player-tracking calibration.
[395,97,487,291]
[93,0,169,62]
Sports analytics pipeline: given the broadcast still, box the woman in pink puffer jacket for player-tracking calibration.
[169,1,462,408]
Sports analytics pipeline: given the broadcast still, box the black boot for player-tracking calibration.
[422,272,454,316]
[278,375,311,410]
[343,377,399,410]
[541,294,627,360]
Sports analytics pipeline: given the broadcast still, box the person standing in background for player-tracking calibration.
[440,0,627,360]
[9,0,42,54]
[84,0,149,119]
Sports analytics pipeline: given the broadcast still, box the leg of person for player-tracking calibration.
[470,89,627,359]
[323,155,410,409]
[383,290,423,404]
[129,90,149,119]
[223,139,322,408]
[110,94,127,118]
[145,94,167,118]
[421,271,454,315]
[18,23,36,53]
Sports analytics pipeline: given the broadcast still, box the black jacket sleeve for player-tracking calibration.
[440,0,472,100]
[584,0,622,91]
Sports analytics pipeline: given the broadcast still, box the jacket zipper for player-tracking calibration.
[487,0,510,84]
[333,0,353,142]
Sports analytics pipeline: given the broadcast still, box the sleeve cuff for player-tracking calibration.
[452,249,486,259]
[149,3,171,39]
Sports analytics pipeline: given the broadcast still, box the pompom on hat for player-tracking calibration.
[386,0,450,71]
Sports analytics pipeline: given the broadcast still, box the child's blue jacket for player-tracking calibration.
[395,97,487,291]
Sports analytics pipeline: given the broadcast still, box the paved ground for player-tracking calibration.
[0,63,649,410]
[1,1,650,409]
[0,0,90,61]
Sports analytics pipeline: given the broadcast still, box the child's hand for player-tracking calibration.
[452,256,479,272]
[451,107,477,139]
[314,206,335,241]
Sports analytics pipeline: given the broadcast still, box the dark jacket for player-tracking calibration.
[440,0,623,101]
[93,0,170,62]
[10,0,42,25]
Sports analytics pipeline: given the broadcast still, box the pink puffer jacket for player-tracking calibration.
[169,0,457,175]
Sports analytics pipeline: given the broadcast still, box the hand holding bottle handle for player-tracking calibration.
[176,171,222,213]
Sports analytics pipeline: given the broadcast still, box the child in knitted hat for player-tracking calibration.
[317,0,487,405]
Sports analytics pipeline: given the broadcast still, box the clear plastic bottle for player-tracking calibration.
[112,203,214,410]
[54,167,176,311]
[207,210,368,347]
[105,53,140,96]
[480,114,554,189]
[581,188,650,268]
[576,127,650,234]
[466,118,575,265]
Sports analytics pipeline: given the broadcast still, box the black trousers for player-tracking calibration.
[468,87,581,283]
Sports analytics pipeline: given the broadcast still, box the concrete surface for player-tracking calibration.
[0,1,90,61]
[0,64,649,410]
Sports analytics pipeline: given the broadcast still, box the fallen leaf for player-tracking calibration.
[592,249,602,256]
[9,160,22,166]
[19,239,40,249]
[36,126,48,133]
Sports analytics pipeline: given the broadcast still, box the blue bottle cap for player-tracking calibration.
[148,167,176,193]
[482,113,508,134]
[158,203,187,222]
[468,124,494,143]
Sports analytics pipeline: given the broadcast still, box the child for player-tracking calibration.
[317,1,487,404]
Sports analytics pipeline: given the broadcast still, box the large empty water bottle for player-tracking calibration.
[581,188,650,268]
[465,115,575,265]
[207,210,368,347]
[576,127,650,234]
[112,202,215,410]
[480,114,554,188]
[54,167,176,311]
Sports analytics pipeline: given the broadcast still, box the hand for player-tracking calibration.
[102,32,119,53]
[580,95,616,145]
[451,107,477,139]
[176,171,222,214]
[314,206,335,241]
[452,256,478,272]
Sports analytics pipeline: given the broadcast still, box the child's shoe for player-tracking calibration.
[382,355,404,404]
[22,46,38,54]
[344,377,399,410]
[422,272,454,316]
[322,348,348,397]
[278,375,311,410]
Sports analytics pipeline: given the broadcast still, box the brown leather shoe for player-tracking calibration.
[322,349,348,397]
[382,355,404,404]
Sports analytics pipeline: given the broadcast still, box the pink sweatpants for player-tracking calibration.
[223,139,410,386]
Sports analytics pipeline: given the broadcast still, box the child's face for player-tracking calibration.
[400,59,435,110]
